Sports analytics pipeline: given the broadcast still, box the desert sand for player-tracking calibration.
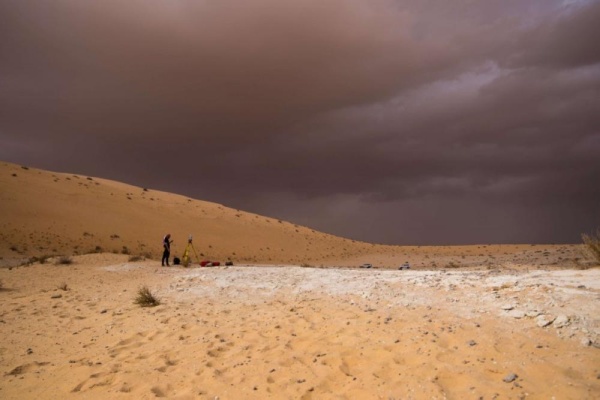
[1,161,599,399]
[1,254,599,399]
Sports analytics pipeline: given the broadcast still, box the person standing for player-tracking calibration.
[162,234,173,266]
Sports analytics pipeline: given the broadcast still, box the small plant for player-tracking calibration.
[58,283,68,291]
[128,255,143,262]
[38,255,50,264]
[134,286,160,307]
[55,256,73,265]
[582,229,600,264]
[121,246,130,255]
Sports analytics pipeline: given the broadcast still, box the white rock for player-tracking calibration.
[501,304,515,311]
[506,310,526,319]
[553,315,570,328]
[536,315,555,328]
[580,337,592,347]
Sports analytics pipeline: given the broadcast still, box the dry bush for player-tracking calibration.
[20,254,55,265]
[134,286,160,307]
[37,255,51,264]
[128,255,143,262]
[55,256,73,265]
[582,229,600,264]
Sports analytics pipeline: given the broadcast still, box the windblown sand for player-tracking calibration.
[1,254,599,399]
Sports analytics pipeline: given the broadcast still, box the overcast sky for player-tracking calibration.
[1,0,599,245]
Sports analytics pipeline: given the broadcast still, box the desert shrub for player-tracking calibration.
[134,286,160,307]
[582,229,600,264]
[121,246,130,255]
[55,256,73,265]
[38,255,51,264]
[128,255,143,262]
[85,246,102,254]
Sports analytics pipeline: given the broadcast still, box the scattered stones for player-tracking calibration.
[503,373,518,383]
[26,348,33,355]
[467,340,477,347]
[536,315,555,328]
[526,310,541,318]
[51,294,62,299]
[580,337,592,347]
[100,309,107,314]
[501,304,515,311]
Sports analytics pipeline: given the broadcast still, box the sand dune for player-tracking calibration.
[0,161,594,270]
[1,161,599,399]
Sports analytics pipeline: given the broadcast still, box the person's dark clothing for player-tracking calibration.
[162,235,171,266]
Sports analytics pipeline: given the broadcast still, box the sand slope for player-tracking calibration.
[0,161,594,270]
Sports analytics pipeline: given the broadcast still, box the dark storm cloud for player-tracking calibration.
[0,0,417,139]
[1,0,598,244]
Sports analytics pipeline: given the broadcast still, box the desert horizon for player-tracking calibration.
[0,161,594,269]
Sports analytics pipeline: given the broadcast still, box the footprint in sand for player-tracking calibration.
[6,361,50,376]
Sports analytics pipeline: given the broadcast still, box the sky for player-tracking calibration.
[1,0,599,245]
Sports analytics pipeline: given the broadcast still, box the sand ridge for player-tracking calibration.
[1,161,595,270]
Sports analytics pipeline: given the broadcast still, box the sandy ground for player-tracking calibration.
[1,254,599,399]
